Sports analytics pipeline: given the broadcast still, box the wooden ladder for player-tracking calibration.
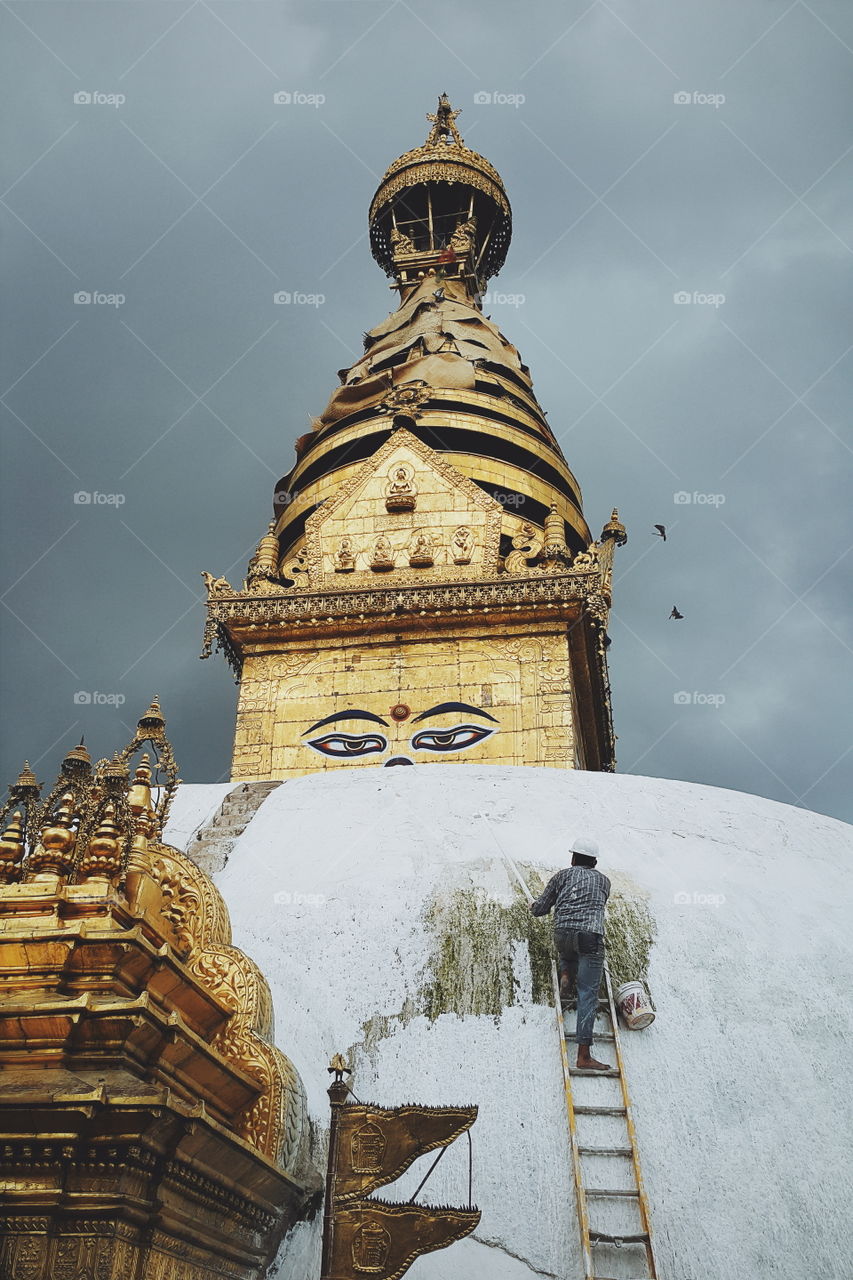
[553,960,659,1280]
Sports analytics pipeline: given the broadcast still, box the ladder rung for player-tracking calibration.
[569,1066,620,1077]
[585,1188,640,1198]
[579,1146,633,1157]
[565,1032,615,1041]
[592,1275,655,1279]
[574,1105,627,1115]
[591,1231,649,1244]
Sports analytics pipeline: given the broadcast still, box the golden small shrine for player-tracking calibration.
[0,700,316,1280]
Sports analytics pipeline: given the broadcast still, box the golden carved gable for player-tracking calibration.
[303,429,503,588]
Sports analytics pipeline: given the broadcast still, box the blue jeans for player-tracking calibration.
[554,928,605,1046]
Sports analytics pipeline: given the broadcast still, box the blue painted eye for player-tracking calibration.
[411,724,495,753]
[306,733,387,758]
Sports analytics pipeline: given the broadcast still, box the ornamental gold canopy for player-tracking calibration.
[369,93,512,292]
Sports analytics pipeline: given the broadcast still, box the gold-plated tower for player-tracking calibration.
[203,97,627,781]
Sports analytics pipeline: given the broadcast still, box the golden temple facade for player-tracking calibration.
[0,703,316,1279]
[202,95,627,780]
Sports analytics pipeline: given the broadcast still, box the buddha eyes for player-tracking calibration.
[305,723,496,758]
[410,724,495,753]
[306,733,387,758]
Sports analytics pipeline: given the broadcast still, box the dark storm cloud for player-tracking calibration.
[1,0,851,820]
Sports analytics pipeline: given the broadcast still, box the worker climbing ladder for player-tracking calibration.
[553,959,659,1280]
[478,814,659,1280]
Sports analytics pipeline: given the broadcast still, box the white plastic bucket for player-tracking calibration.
[615,980,655,1030]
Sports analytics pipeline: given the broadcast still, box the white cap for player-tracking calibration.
[571,837,599,859]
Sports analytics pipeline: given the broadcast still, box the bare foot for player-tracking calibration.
[576,1051,611,1071]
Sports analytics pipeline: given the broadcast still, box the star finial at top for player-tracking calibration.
[425,93,463,146]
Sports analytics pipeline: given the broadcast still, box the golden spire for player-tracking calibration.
[30,791,79,878]
[601,508,628,546]
[247,521,281,591]
[62,739,92,775]
[541,502,572,567]
[79,800,123,882]
[0,811,25,885]
[137,697,166,736]
[14,761,39,791]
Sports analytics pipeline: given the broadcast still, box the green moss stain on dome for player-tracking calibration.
[604,879,657,1006]
[421,868,553,1020]
[351,866,657,1062]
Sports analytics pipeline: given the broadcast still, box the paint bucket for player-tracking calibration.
[615,981,655,1030]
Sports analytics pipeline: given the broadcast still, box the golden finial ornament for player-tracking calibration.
[137,697,166,736]
[78,801,123,882]
[601,508,628,547]
[425,92,464,147]
[14,761,39,792]
[118,700,180,832]
[30,791,78,878]
[247,522,282,592]
[62,739,92,776]
[541,503,572,567]
[0,811,26,884]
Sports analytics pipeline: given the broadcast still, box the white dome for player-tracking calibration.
[166,767,853,1280]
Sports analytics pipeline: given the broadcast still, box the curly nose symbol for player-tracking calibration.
[384,756,414,767]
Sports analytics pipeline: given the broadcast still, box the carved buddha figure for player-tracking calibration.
[384,464,417,512]
[334,537,356,573]
[370,536,395,570]
[408,532,434,567]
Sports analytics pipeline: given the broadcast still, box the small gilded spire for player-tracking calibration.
[541,503,572,566]
[14,761,39,791]
[137,697,165,735]
[79,800,123,882]
[601,508,628,547]
[0,811,26,884]
[247,521,281,588]
[62,739,92,774]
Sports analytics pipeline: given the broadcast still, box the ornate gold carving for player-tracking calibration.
[504,522,543,574]
[451,526,474,564]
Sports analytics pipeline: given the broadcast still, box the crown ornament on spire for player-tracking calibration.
[425,92,463,146]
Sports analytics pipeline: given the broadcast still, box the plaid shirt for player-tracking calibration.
[530,866,611,935]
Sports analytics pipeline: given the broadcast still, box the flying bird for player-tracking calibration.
[653,524,667,541]
[669,606,684,620]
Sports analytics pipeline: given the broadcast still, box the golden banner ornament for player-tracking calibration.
[327,1199,481,1280]
[333,1103,478,1200]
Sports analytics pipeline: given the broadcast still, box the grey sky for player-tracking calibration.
[2,0,851,822]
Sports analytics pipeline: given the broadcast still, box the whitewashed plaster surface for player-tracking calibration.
[168,767,853,1280]
[162,781,232,849]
